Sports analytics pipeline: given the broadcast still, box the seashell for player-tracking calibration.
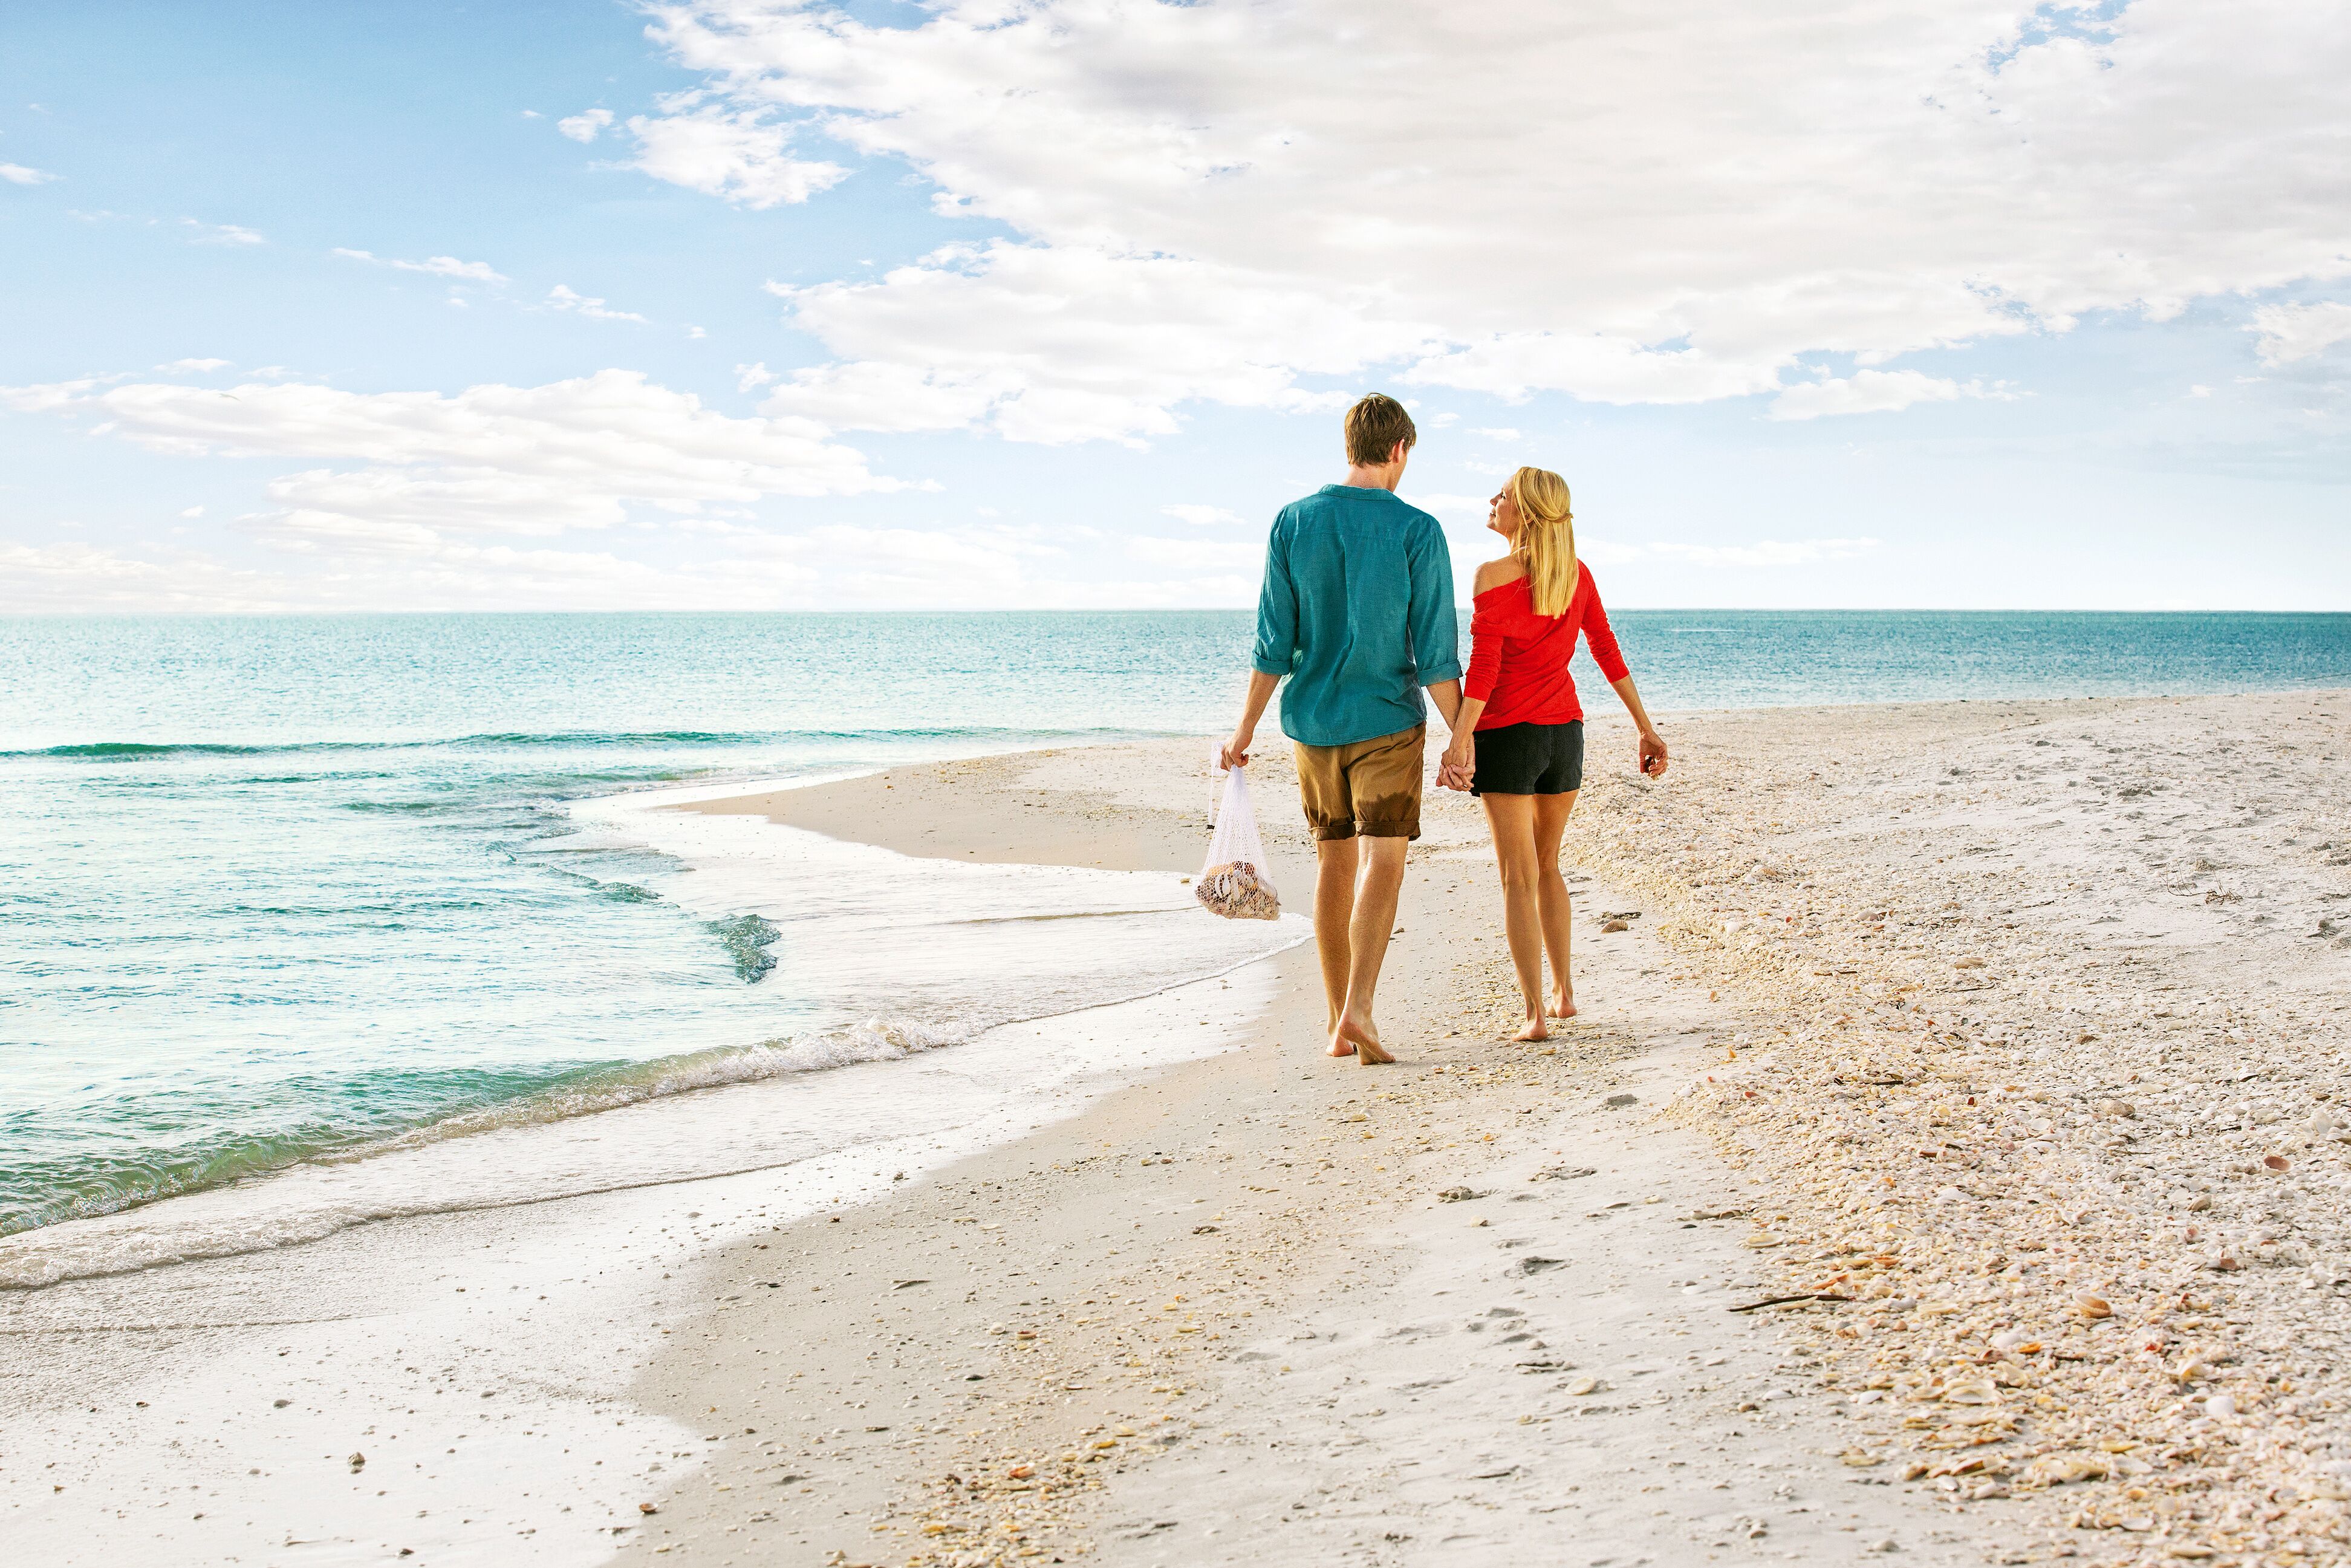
[2075,1295,2113,1319]
[2024,1454,2110,1486]
[1195,860,1280,920]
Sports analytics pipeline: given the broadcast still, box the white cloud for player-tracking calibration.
[334,248,509,284]
[1769,369,1999,421]
[1,162,57,186]
[547,284,648,324]
[1160,504,1247,529]
[681,521,1075,607]
[558,108,614,143]
[3,369,899,556]
[1468,428,1523,441]
[758,356,1006,436]
[2251,302,2351,366]
[1126,536,1261,573]
[761,242,1408,444]
[183,218,263,246]
[0,542,288,613]
[735,361,775,391]
[0,534,841,615]
[1647,537,1882,568]
[1573,538,1645,568]
[157,357,229,372]
[638,0,2351,438]
[622,105,847,209]
[1401,492,1494,527]
[179,505,204,518]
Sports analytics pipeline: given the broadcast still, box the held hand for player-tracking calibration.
[1637,730,1668,778]
[1440,743,1475,792]
[1220,729,1254,772]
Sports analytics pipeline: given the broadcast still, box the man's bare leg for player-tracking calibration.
[1332,834,1408,1064]
[1313,838,1360,1052]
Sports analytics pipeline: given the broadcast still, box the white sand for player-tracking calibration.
[8,692,2346,1567]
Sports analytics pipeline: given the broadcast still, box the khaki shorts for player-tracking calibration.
[1294,724,1425,842]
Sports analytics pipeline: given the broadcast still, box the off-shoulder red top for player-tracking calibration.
[1463,561,1628,730]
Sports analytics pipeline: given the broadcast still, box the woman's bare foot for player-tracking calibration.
[1333,1015,1394,1065]
[1549,989,1576,1018]
[1513,1015,1550,1043]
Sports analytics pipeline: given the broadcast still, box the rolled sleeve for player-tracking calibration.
[1405,518,1462,685]
[1250,517,1299,676]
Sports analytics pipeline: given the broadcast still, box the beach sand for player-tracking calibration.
[7,692,2348,1567]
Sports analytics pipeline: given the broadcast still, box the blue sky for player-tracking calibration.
[2,0,2346,613]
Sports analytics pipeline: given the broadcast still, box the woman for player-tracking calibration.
[1439,466,1667,1042]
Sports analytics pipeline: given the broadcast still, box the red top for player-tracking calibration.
[1463,561,1629,730]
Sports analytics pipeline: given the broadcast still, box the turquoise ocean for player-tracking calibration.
[4,610,2347,1281]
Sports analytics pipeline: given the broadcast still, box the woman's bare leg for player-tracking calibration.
[1480,793,1549,1041]
[1534,790,1579,1016]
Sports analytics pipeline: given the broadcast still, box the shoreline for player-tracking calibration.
[5,691,2347,1566]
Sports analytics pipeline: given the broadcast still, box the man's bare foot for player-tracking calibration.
[1549,990,1577,1018]
[1324,1012,1354,1056]
[1513,1016,1550,1043]
[1333,1015,1394,1065]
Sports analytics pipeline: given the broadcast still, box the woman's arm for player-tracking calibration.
[1580,569,1665,776]
[1443,560,1517,790]
[1609,674,1668,777]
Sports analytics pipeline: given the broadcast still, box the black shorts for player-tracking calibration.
[1471,720,1584,797]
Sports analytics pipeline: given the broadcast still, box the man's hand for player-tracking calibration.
[1637,729,1669,778]
[1439,737,1475,792]
[1223,669,1281,773]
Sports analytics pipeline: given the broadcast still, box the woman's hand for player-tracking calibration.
[1440,738,1476,791]
[1637,729,1668,778]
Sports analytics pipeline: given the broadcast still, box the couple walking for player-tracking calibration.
[1220,394,1668,1062]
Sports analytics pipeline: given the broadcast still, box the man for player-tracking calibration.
[1220,393,1465,1065]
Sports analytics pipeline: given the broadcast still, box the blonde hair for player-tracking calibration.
[1507,466,1578,617]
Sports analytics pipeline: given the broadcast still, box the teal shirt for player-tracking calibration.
[1250,484,1462,747]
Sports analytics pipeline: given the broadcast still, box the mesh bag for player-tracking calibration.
[1196,763,1281,920]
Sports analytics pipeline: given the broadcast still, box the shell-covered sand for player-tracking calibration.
[1569,692,2351,1563]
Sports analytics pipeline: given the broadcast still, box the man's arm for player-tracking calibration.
[1221,668,1280,770]
[1404,515,1464,724]
[1225,517,1295,769]
[1424,677,1463,730]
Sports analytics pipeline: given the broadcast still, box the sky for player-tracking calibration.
[1,0,2347,614]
